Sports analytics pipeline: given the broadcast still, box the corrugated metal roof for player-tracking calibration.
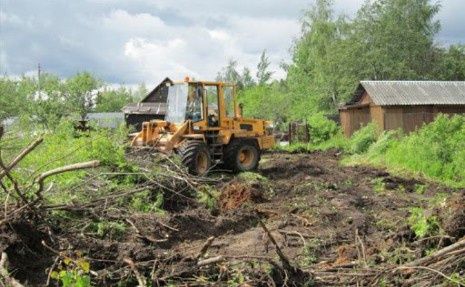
[122,102,167,115]
[360,81,465,106]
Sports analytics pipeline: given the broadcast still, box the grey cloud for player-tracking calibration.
[1,0,465,85]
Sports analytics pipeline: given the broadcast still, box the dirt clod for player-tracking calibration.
[441,192,465,238]
[219,180,265,211]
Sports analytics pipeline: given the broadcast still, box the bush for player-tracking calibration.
[348,114,465,187]
[4,120,131,190]
[383,115,465,186]
[349,123,378,154]
[366,130,401,156]
[307,113,339,144]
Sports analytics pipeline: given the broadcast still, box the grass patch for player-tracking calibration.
[371,178,386,193]
[343,115,465,188]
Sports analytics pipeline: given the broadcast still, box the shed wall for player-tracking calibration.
[370,106,384,131]
[340,106,371,137]
[383,105,465,133]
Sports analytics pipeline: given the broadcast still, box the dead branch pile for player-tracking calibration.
[312,236,465,286]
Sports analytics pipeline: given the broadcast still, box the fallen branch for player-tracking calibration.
[123,257,147,287]
[393,266,465,287]
[404,237,465,267]
[196,236,215,260]
[0,137,43,181]
[197,255,224,266]
[35,160,100,197]
[258,219,293,270]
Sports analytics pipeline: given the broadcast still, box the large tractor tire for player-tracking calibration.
[224,139,260,173]
[177,141,211,175]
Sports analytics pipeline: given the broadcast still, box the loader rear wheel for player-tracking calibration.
[177,141,211,175]
[224,139,260,173]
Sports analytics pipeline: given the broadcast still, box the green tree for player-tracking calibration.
[433,45,465,80]
[95,86,134,112]
[216,59,243,89]
[66,72,102,120]
[17,73,68,128]
[352,0,440,80]
[287,0,353,115]
[287,0,444,116]
[133,83,148,102]
[256,50,273,85]
[0,77,24,120]
[238,80,289,127]
[241,67,255,88]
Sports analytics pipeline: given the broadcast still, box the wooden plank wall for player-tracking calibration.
[370,106,384,131]
[340,96,465,137]
[384,105,465,133]
[340,107,371,136]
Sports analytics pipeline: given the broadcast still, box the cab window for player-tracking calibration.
[205,85,219,126]
[186,85,203,122]
[224,86,234,118]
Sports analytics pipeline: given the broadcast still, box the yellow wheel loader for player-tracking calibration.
[131,78,275,175]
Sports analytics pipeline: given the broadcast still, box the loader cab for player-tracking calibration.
[164,81,238,129]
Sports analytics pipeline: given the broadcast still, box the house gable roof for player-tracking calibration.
[141,77,173,103]
[347,81,465,106]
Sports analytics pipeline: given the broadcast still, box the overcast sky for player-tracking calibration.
[1,0,464,87]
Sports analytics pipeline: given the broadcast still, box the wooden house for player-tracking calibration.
[339,81,465,136]
[122,78,172,131]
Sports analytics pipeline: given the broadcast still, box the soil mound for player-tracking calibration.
[441,192,465,238]
[218,180,265,211]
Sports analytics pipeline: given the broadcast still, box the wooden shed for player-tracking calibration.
[122,77,172,131]
[339,81,465,137]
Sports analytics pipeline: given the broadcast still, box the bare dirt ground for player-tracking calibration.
[2,151,464,286]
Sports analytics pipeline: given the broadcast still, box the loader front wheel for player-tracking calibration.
[177,141,211,175]
[224,139,260,173]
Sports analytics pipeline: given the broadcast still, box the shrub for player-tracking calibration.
[197,185,220,210]
[366,130,401,156]
[51,256,91,287]
[383,115,465,186]
[349,123,378,154]
[307,113,339,144]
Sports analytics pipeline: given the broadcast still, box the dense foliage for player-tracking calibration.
[344,115,465,187]
[0,73,146,127]
[216,0,465,124]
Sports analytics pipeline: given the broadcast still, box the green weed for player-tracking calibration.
[197,185,220,210]
[345,115,465,188]
[89,220,126,240]
[130,191,165,214]
[237,171,268,182]
[372,178,386,193]
[51,256,91,287]
[407,207,440,238]
[301,239,322,266]
[349,123,378,154]
[414,184,427,195]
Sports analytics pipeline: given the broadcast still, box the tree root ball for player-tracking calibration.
[441,193,465,238]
